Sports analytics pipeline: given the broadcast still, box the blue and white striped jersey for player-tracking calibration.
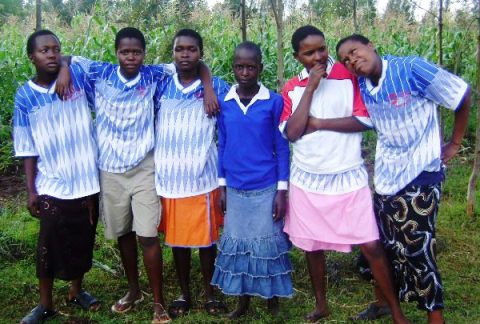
[154,74,229,198]
[13,64,99,199]
[72,56,174,173]
[359,56,469,195]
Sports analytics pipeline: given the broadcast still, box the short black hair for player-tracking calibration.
[27,29,60,55]
[336,34,371,54]
[115,27,146,51]
[234,41,262,63]
[173,29,204,57]
[291,25,325,53]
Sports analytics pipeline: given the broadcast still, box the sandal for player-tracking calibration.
[204,299,228,315]
[111,293,144,313]
[351,303,391,321]
[68,290,100,311]
[152,303,171,324]
[21,305,57,324]
[167,298,190,318]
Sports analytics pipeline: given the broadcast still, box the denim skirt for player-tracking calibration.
[211,185,293,298]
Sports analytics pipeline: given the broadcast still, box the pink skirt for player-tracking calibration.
[284,184,379,253]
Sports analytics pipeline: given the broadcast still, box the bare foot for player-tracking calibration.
[304,308,330,323]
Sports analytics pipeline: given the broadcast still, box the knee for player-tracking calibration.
[137,236,159,248]
[360,241,384,260]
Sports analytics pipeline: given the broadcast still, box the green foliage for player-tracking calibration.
[0,3,477,172]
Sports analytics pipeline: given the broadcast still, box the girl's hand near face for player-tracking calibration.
[273,190,287,222]
[306,64,327,92]
[55,64,73,101]
[203,83,219,117]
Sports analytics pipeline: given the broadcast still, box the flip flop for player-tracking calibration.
[68,290,100,311]
[21,305,57,324]
[152,303,171,324]
[111,293,144,313]
[204,299,228,315]
[167,298,190,318]
[351,303,391,320]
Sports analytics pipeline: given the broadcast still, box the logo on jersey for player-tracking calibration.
[388,92,411,107]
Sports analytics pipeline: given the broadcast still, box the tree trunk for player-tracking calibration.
[241,0,247,41]
[36,0,42,31]
[466,11,480,217]
[353,0,358,32]
[270,0,284,91]
[438,0,445,142]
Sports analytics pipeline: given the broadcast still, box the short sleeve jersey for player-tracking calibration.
[280,61,371,194]
[154,74,230,198]
[13,64,99,199]
[72,56,173,173]
[358,56,469,195]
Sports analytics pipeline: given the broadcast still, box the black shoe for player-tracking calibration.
[21,305,57,324]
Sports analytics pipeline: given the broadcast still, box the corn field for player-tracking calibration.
[0,1,477,172]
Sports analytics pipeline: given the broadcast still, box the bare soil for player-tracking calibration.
[0,164,24,205]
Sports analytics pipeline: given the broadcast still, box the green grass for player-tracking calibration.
[1,157,480,323]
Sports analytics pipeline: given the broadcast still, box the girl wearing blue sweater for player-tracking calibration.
[211,41,293,319]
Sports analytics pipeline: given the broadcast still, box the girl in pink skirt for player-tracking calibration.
[279,25,408,323]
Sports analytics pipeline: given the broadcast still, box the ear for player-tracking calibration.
[28,54,34,62]
[293,52,298,60]
[367,42,375,50]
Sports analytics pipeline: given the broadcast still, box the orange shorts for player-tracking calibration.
[159,189,224,247]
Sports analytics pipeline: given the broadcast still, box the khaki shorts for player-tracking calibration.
[100,152,160,239]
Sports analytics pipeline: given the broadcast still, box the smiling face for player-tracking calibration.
[294,34,329,72]
[116,37,145,79]
[233,48,262,90]
[337,39,381,79]
[173,35,201,73]
[29,34,61,75]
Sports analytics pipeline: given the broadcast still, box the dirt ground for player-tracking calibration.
[0,164,24,205]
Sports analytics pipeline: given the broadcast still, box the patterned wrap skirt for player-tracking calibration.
[36,194,99,281]
[211,185,293,298]
[374,183,444,311]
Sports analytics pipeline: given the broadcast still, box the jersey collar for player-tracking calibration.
[365,58,388,95]
[117,66,141,87]
[173,73,201,94]
[28,80,57,94]
[224,83,270,114]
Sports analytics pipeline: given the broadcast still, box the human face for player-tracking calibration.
[29,35,61,75]
[233,48,262,90]
[294,35,329,72]
[116,37,145,79]
[337,40,381,79]
[173,36,201,73]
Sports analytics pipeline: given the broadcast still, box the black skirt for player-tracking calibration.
[36,194,98,281]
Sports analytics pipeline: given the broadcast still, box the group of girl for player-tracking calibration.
[20,20,467,324]
[159,25,412,323]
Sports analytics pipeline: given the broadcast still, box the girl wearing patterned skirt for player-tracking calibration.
[211,41,293,319]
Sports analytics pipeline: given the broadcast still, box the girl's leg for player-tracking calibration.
[172,247,192,303]
[117,232,142,302]
[360,241,408,324]
[428,310,444,324]
[304,250,329,322]
[199,245,216,300]
[39,277,54,310]
[267,296,279,316]
[227,295,250,319]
